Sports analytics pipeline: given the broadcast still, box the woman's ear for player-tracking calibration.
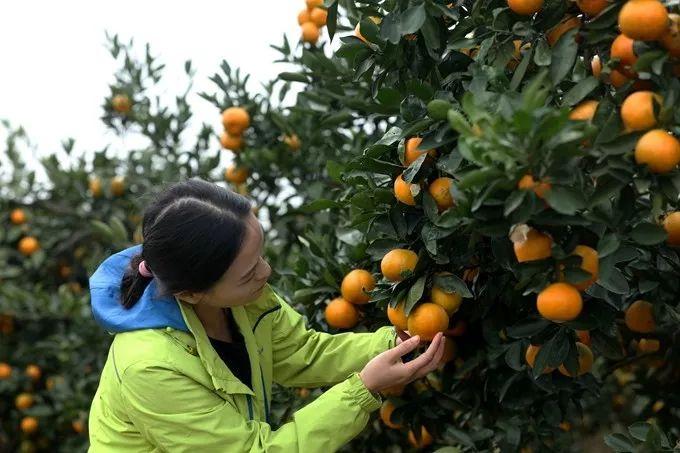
[175,290,199,305]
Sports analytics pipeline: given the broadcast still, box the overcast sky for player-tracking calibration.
[0,0,324,175]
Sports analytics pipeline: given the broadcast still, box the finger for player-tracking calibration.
[402,333,443,373]
[387,334,420,361]
[414,336,446,378]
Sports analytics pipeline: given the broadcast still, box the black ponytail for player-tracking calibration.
[119,178,252,309]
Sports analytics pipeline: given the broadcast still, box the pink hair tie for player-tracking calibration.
[138,260,153,278]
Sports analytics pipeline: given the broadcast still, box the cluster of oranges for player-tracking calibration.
[220,106,251,188]
[88,175,126,199]
[111,93,132,115]
[297,0,327,45]
[8,208,40,257]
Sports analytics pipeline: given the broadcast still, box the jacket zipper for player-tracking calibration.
[251,305,280,423]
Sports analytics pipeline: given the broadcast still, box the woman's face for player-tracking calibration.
[176,213,272,308]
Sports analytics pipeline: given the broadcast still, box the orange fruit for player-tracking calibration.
[72,420,86,434]
[380,401,403,429]
[283,134,301,151]
[407,302,449,341]
[10,208,26,225]
[576,0,609,16]
[15,393,34,410]
[577,330,592,346]
[547,16,581,46]
[512,226,553,262]
[507,0,543,15]
[381,249,419,282]
[660,14,680,57]
[408,426,434,449]
[324,297,359,329]
[634,129,680,173]
[518,174,551,199]
[221,107,250,135]
[558,342,594,376]
[25,364,42,381]
[18,236,40,257]
[569,100,599,121]
[405,137,436,166]
[0,362,12,379]
[609,69,631,88]
[445,319,467,337]
[58,265,72,279]
[663,211,680,246]
[525,344,555,373]
[394,174,418,206]
[431,278,463,315]
[618,0,669,41]
[537,283,583,322]
[621,91,662,131]
[591,55,602,79]
[559,421,572,431]
[341,269,376,304]
[569,245,599,291]
[310,8,327,27]
[225,165,249,184]
[428,177,455,211]
[354,17,381,43]
[0,315,13,335]
[652,400,665,412]
[110,176,125,197]
[611,34,637,70]
[381,383,406,396]
[301,22,320,44]
[440,337,457,365]
[624,300,656,333]
[111,94,131,114]
[387,301,409,330]
[637,338,660,353]
[20,417,39,435]
[89,177,103,198]
[306,0,323,10]
[220,132,243,151]
[506,40,526,70]
[297,9,311,25]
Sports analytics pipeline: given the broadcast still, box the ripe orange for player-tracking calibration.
[624,300,656,333]
[547,16,581,46]
[15,393,34,410]
[404,137,436,166]
[609,69,631,88]
[225,165,249,184]
[559,421,572,431]
[18,236,40,257]
[428,177,455,211]
[591,55,602,79]
[576,0,609,16]
[407,302,449,341]
[21,417,39,435]
[10,208,26,225]
[387,301,409,331]
[558,342,594,376]
[634,129,680,173]
[663,211,680,246]
[512,226,553,262]
[306,0,323,10]
[89,177,103,198]
[394,174,418,206]
[507,0,543,15]
[621,91,662,131]
[0,315,13,335]
[324,297,359,329]
[618,0,669,41]
[0,362,12,379]
[283,134,301,151]
[525,344,555,373]
[110,175,125,197]
[408,425,434,449]
[537,283,583,322]
[611,34,637,70]
[576,330,591,346]
[569,245,599,291]
[660,14,680,57]
[301,22,321,44]
[72,420,86,434]
[25,364,42,381]
[637,338,660,353]
[431,277,463,315]
[381,249,418,282]
[518,174,551,199]
[310,8,328,27]
[112,94,131,114]
[297,9,311,25]
[221,107,250,135]
[220,132,243,151]
[354,17,381,43]
[379,401,402,429]
[341,269,376,304]
[440,337,457,365]
[569,100,599,121]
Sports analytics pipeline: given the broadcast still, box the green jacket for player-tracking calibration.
[88,285,396,452]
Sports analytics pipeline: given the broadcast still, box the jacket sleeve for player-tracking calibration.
[120,361,381,453]
[269,293,397,388]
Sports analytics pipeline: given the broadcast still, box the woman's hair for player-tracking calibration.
[120,178,253,309]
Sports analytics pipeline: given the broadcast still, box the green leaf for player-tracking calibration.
[405,276,427,315]
[504,190,526,216]
[91,220,114,241]
[299,199,341,213]
[326,1,338,41]
[433,273,472,298]
[278,72,309,83]
[506,318,551,338]
[604,433,634,452]
[533,330,569,377]
[597,234,620,258]
[630,223,667,245]
[544,186,585,215]
[562,77,600,107]
[401,4,427,34]
[550,28,578,84]
[533,39,552,67]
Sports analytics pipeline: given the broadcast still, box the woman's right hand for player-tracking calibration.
[358,332,445,394]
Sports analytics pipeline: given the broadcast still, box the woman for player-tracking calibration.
[88,178,444,452]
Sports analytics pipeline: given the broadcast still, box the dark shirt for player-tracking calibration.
[208,308,252,390]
